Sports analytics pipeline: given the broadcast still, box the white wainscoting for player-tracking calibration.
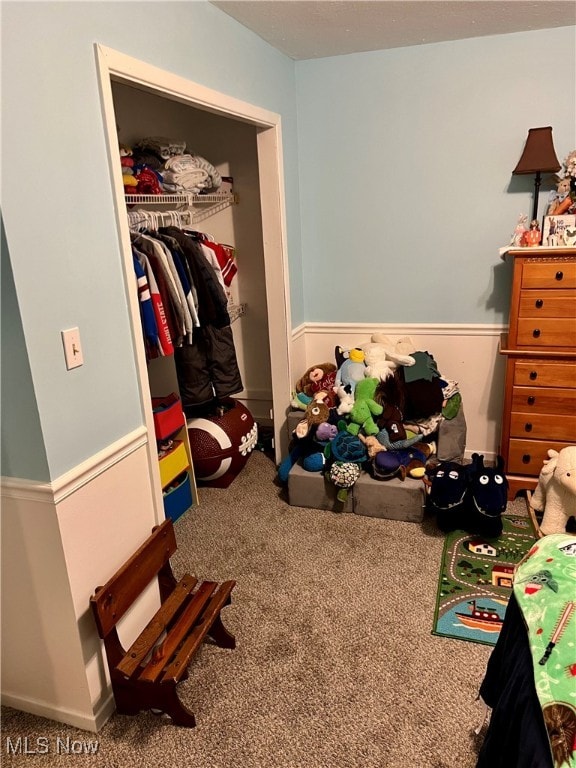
[1,428,159,732]
[291,322,507,461]
[0,323,506,730]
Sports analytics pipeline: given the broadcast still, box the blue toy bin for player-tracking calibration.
[163,471,193,523]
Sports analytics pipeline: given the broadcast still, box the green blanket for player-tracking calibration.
[514,534,576,768]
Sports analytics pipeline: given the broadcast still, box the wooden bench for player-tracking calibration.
[90,519,235,727]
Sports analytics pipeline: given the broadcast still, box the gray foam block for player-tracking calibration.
[353,473,425,522]
[287,461,354,513]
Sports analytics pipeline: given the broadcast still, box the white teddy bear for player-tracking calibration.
[361,334,416,381]
[530,446,576,536]
[362,342,398,381]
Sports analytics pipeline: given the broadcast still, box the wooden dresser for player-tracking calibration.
[499,247,576,500]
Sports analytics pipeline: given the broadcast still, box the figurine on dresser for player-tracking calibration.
[522,219,542,247]
[547,149,576,216]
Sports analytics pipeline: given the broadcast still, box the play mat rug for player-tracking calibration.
[433,515,536,646]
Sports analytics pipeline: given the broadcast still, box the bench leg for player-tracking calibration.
[112,678,196,728]
[208,613,236,649]
[157,685,196,728]
[112,684,144,717]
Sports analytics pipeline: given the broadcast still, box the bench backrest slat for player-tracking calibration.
[90,519,177,638]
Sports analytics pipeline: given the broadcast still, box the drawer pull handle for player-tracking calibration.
[524,423,533,432]
[532,329,541,338]
[535,299,543,309]
[527,396,536,405]
[555,271,564,281]
[522,454,531,464]
[529,371,538,380]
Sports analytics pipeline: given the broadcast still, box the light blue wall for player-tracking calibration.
[2,2,575,483]
[1,218,50,480]
[296,26,576,323]
[1,1,300,481]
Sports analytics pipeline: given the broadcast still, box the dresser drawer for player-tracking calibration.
[521,260,576,289]
[509,412,576,441]
[507,438,574,475]
[513,360,576,388]
[511,386,576,415]
[518,289,576,317]
[516,318,576,348]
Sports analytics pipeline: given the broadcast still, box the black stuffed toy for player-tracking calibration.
[425,461,469,532]
[426,454,508,538]
[465,453,508,538]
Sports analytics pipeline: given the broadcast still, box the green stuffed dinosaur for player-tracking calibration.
[346,377,383,436]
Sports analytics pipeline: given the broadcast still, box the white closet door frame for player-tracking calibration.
[95,45,292,512]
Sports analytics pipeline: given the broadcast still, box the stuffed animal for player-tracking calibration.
[547,177,573,215]
[425,461,469,532]
[335,385,355,415]
[530,446,576,535]
[346,377,383,436]
[529,449,558,515]
[358,434,386,459]
[291,391,312,411]
[277,401,334,483]
[324,431,367,504]
[370,333,416,367]
[369,441,434,481]
[377,403,407,442]
[373,371,425,449]
[295,363,338,408]
[294,398,331,439]
[362,342,398,382]
[335,346,366,393]
[277,442,326,483]
[426,455,508,536]
[327,462,361,504]
[327,430,367,465]
[465,453,508,539]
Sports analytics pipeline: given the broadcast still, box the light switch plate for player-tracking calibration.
[61,327,84,369]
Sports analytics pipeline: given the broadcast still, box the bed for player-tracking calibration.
[476,534,576,768]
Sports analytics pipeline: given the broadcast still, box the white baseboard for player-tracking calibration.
[1,691,115,734]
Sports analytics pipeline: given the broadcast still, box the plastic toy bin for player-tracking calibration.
[159,441,190,488]
[152,393,185,441]
[163,471,193,522]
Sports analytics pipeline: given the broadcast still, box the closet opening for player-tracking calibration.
[95,45,291,520]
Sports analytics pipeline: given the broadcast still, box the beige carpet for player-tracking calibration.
[2,451,529,767]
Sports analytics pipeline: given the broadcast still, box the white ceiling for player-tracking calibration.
[211,0,575,60]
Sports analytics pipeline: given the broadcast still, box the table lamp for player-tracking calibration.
[512,126,561,222]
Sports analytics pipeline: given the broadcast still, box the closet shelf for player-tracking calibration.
[126,193,192,207]
[125,192,237,223]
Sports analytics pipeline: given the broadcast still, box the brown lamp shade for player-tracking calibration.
[512,126,561,175]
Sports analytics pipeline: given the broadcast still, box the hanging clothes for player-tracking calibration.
[201,240,238,287]
[160,226,243,411]
[132,247,174,358]
[132,253,160,353]
[131,232,187,347]
[130,217,243,411]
